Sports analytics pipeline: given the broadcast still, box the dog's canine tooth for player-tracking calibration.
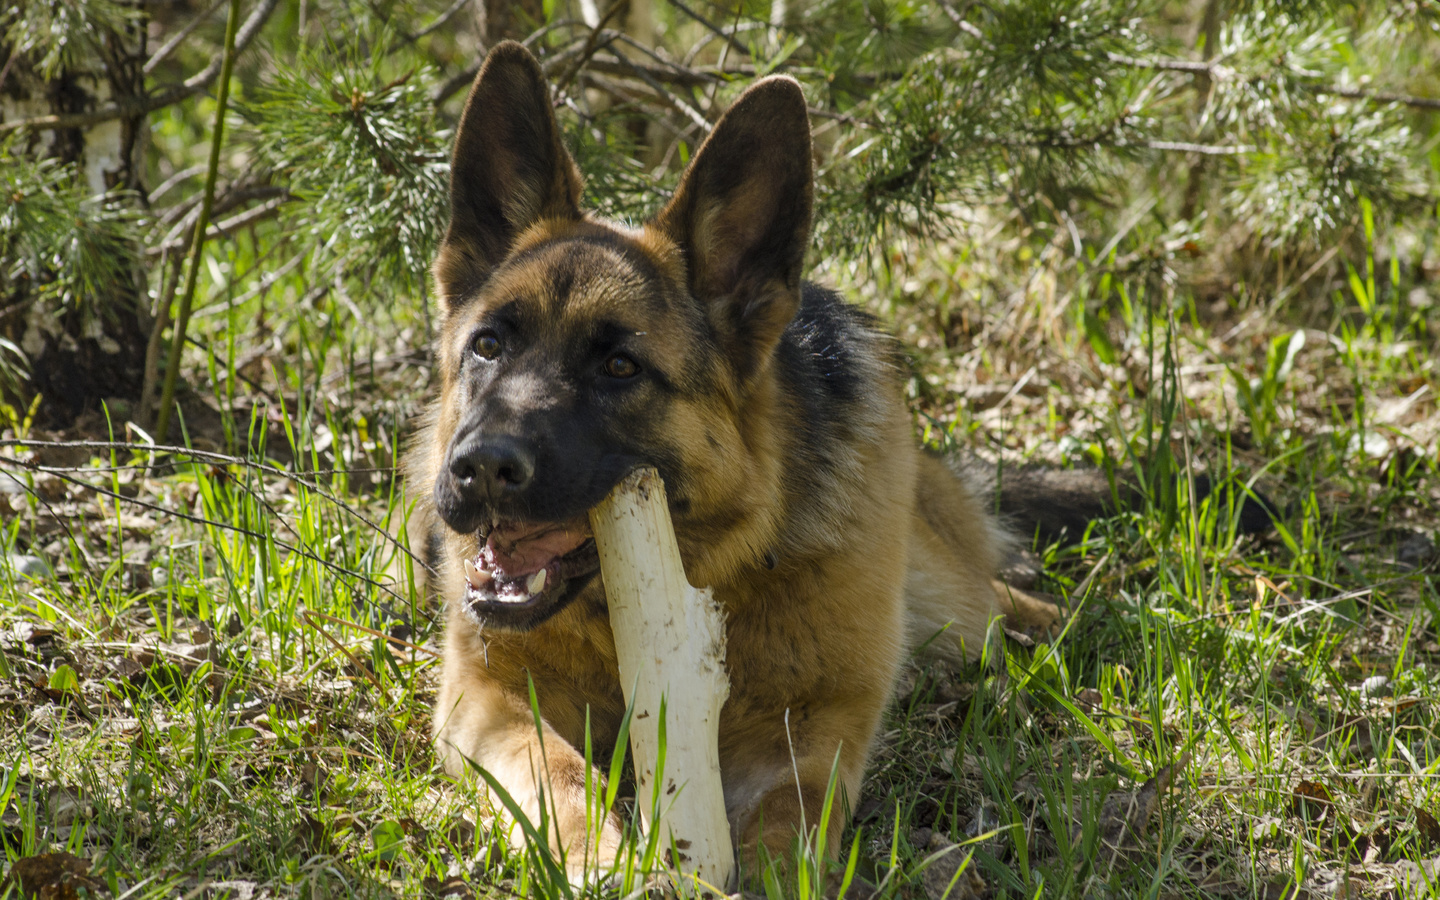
[526,569,547,594]
[464,558,492,589]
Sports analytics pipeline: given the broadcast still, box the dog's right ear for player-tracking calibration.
[434,42,583,308]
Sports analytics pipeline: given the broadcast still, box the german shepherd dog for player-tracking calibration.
[406,41,1063,880]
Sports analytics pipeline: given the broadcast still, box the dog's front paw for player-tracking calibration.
[992,579,1065,640]
[558,818,625,888]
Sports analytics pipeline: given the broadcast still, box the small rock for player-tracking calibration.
[5,554,50,581]
[964,800,1000,839]
[422,875,471,899]
[0,472,26,495]
[1397,530,1437,569]
[997,549,1042,590]
[919,834,986,900]
[1359,675,1391,698]
[12,621,56,645]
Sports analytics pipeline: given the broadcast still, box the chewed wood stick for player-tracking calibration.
[589,467,734,891]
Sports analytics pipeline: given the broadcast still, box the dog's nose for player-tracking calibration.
[448,436,535,499]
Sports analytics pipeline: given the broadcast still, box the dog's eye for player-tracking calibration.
[602,353,640,379]
[471,331,501,361]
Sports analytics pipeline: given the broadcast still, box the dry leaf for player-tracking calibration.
[294,814,330,854]
[1001,626,1035,648]
[1418,808,1440,852]
[1290,781,1335,824]
[422,875,473,898]
[1286,705,1319,739]
[1,851,104,899]
[1251,814,1283,842]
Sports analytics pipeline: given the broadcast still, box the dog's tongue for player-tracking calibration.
[483,520,591,578]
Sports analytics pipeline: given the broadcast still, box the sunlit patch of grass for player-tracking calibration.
[2,188,1438,898]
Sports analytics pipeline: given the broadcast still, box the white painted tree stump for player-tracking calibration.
[589,467,734,891]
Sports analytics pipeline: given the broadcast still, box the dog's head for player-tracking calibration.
[427,42,812,629]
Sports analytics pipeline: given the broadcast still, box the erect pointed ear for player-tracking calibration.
[434,41,583,307]
[653,76,813,383]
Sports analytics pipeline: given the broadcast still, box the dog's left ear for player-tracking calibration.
[654,76,813,383]
[435,41,584,308]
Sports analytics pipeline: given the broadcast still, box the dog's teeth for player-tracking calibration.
[527,569,547,594]
[464,558,492,589]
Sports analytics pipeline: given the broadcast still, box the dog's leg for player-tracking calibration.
[904,513,999,663]
[434,650,621,881]
[905,454,1006,663]
[720,684,891,883]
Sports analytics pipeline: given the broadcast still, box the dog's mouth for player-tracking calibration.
[461,517,600,618]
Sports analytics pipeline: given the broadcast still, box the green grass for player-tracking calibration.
[1,218,1437,899]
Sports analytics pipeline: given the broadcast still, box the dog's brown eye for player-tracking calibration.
[603,353,639,379]
[472,331,501,360]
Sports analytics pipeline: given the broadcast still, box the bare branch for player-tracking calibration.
[1145,139,1251,155]
[1107,52,1215,74]
[554,0,630,93]
[148,163,209,203]
[584,57,720,87]
[1315,83,1440,112]
[434,64,481,105]
[405,0,475,45]
[604,50,712,131]
[144,0,228,74]
[667,0,752,58]
[146,192,295,256]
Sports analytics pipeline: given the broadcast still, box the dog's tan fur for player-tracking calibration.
[405,42,1058,880]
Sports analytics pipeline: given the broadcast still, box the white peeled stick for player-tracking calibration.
[588,467,734,892]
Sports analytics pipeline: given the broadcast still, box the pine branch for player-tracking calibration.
[0,0,279,136]
[1106,51,1440,111]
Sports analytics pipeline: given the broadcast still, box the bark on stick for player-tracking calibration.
[589,467,734,891]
